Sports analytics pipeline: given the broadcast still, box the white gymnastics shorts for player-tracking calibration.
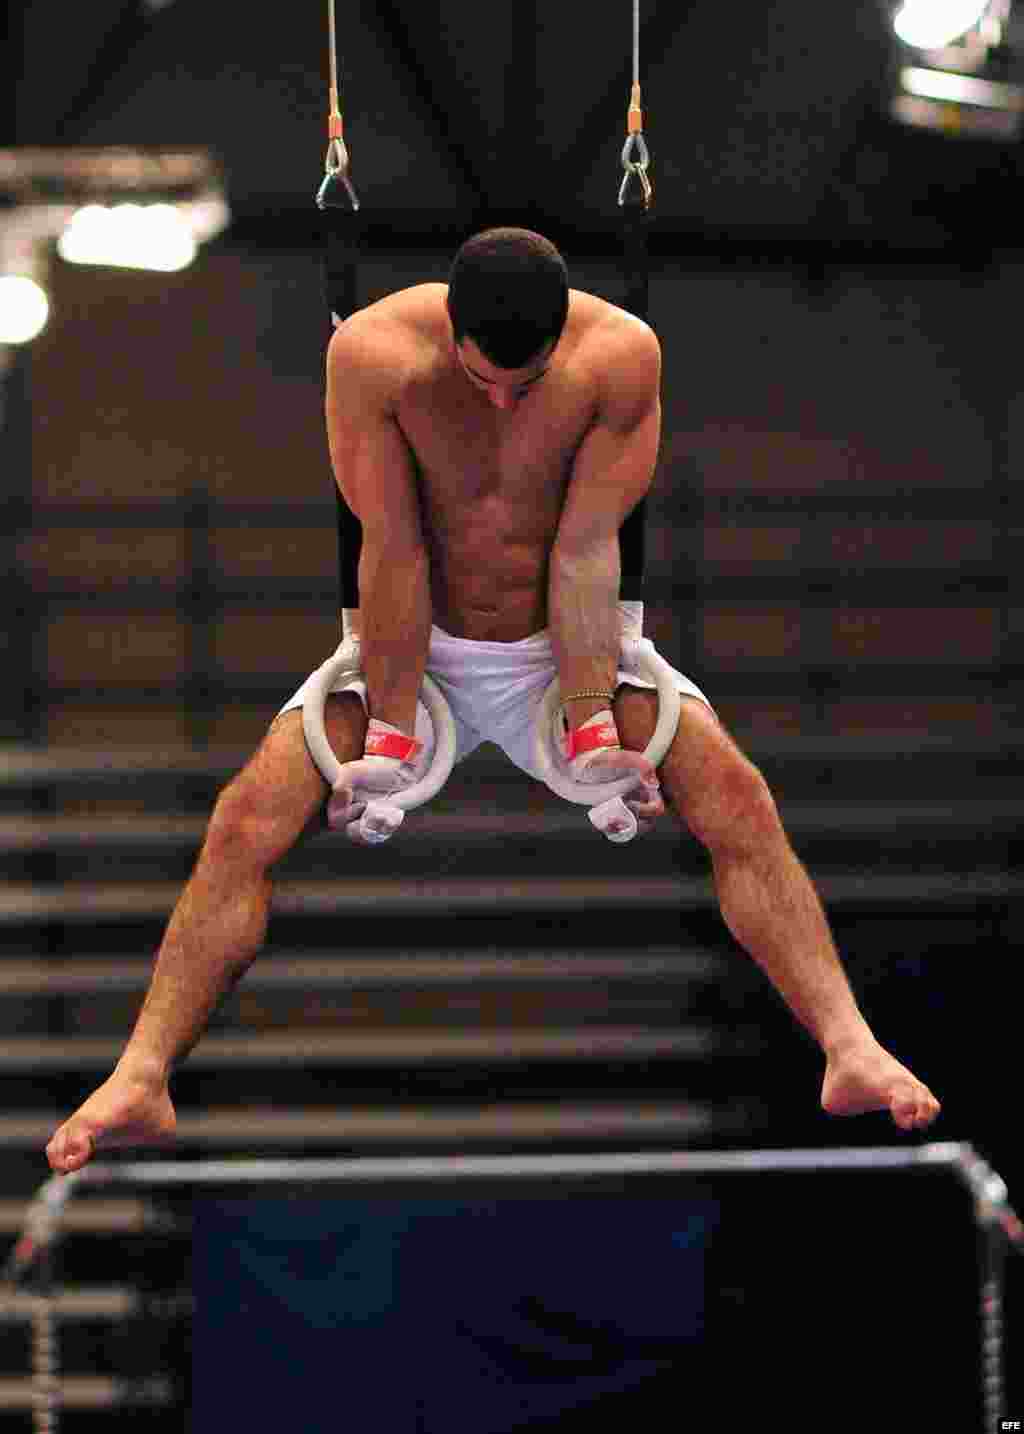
[278,602,714,784]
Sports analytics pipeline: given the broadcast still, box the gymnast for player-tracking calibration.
[46,227,940,1173]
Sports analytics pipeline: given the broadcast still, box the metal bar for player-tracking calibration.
[80,1143,973,1189]
[1,1288,156,1322]
[30,1249,57,1434]
[0,1375,174,1411]
[978,1235,1006,1432]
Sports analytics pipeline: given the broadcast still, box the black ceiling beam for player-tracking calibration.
[360,0,490,219]
[49,3,158,143]
[495,0,538,215]
[221,209,986,269]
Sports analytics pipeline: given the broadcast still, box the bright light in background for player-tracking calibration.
[893,0,992,49]
[901,62,1024,104]
[57,202,198,272]
[0,275,50,344]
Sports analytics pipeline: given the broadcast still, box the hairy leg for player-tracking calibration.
[615,688,940,1130]
[617,688,867,1037]
[133,693,368,1063]
[46,694,367,1172]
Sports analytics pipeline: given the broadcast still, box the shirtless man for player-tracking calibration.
[46,228,939,1174]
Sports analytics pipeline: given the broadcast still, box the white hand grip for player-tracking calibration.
[301,654,457,809]
[533,645,681,805]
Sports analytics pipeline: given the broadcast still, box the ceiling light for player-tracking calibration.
[893,0,992,50]
[57,202,198,272]
[0,275,50,345]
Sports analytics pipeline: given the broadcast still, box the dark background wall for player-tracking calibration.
[10,246,1019,754]
[2,3,1021,1427]
[4,0,1021,746]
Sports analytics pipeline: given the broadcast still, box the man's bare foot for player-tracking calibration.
[821,1036,941,1131]
[46,1070,177,1175]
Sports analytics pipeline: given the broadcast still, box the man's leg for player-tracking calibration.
[46,694,368,1173]
[614,688,940,1131]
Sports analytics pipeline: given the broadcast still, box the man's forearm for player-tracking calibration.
[358,544,432,736]
[548,539,621,727]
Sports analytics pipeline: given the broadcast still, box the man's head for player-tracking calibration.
[447,228,569,408]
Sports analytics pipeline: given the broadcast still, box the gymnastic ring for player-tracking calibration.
[301,653,458,808]
[533,646,681,806]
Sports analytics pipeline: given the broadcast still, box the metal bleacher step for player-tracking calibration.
[0,874,698,928]
[0,943,721,1043]
[0,809,690,884]
[0,1287,157,1325]
[0,1025,715,1074]
[4,799,1017,843]
[0,1197,181,1235]
[0,946,717,997]
[1,867,1017,934]
[0,796,1016,874]
[0,1098,722,1156]
[0,947,721,1038]
[2,732,1018,802]
[0,1375,175,1414]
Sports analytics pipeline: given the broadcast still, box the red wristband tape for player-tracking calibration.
[364,720,422,763]
[564,711,621,762]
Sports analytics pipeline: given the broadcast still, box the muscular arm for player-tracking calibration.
[326,320,431,736]
[548,320,661,725]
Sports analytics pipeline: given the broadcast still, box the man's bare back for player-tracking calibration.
[331,282,653,642]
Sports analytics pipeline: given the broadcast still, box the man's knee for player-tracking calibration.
[201,695,364,870]
[203,772,300,872]
[655,703,781,855]
[683,745,780,856]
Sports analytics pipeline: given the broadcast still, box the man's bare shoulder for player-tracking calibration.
[568,290,661,407]
[326,284,448,401]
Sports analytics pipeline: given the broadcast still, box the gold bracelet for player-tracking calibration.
[562,690,616,704]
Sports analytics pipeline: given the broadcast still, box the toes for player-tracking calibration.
[891,1092,918,1128]
[47,1125,95,1174]
[891,1086,940,1131]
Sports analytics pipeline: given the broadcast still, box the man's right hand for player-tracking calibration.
[46,1069,177,1176]
[327,718,425,844]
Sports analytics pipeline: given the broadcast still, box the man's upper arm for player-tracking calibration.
[553,320,661,556]
[325,320,424,553]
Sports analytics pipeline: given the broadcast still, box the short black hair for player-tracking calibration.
[447,228,569,369]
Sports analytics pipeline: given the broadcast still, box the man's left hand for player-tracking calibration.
[572,744,666,838]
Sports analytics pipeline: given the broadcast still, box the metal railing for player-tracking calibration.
[2,1141,1019,1431]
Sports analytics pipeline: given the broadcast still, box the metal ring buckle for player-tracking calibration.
[618,132,652,208]
[318,138,360,210]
